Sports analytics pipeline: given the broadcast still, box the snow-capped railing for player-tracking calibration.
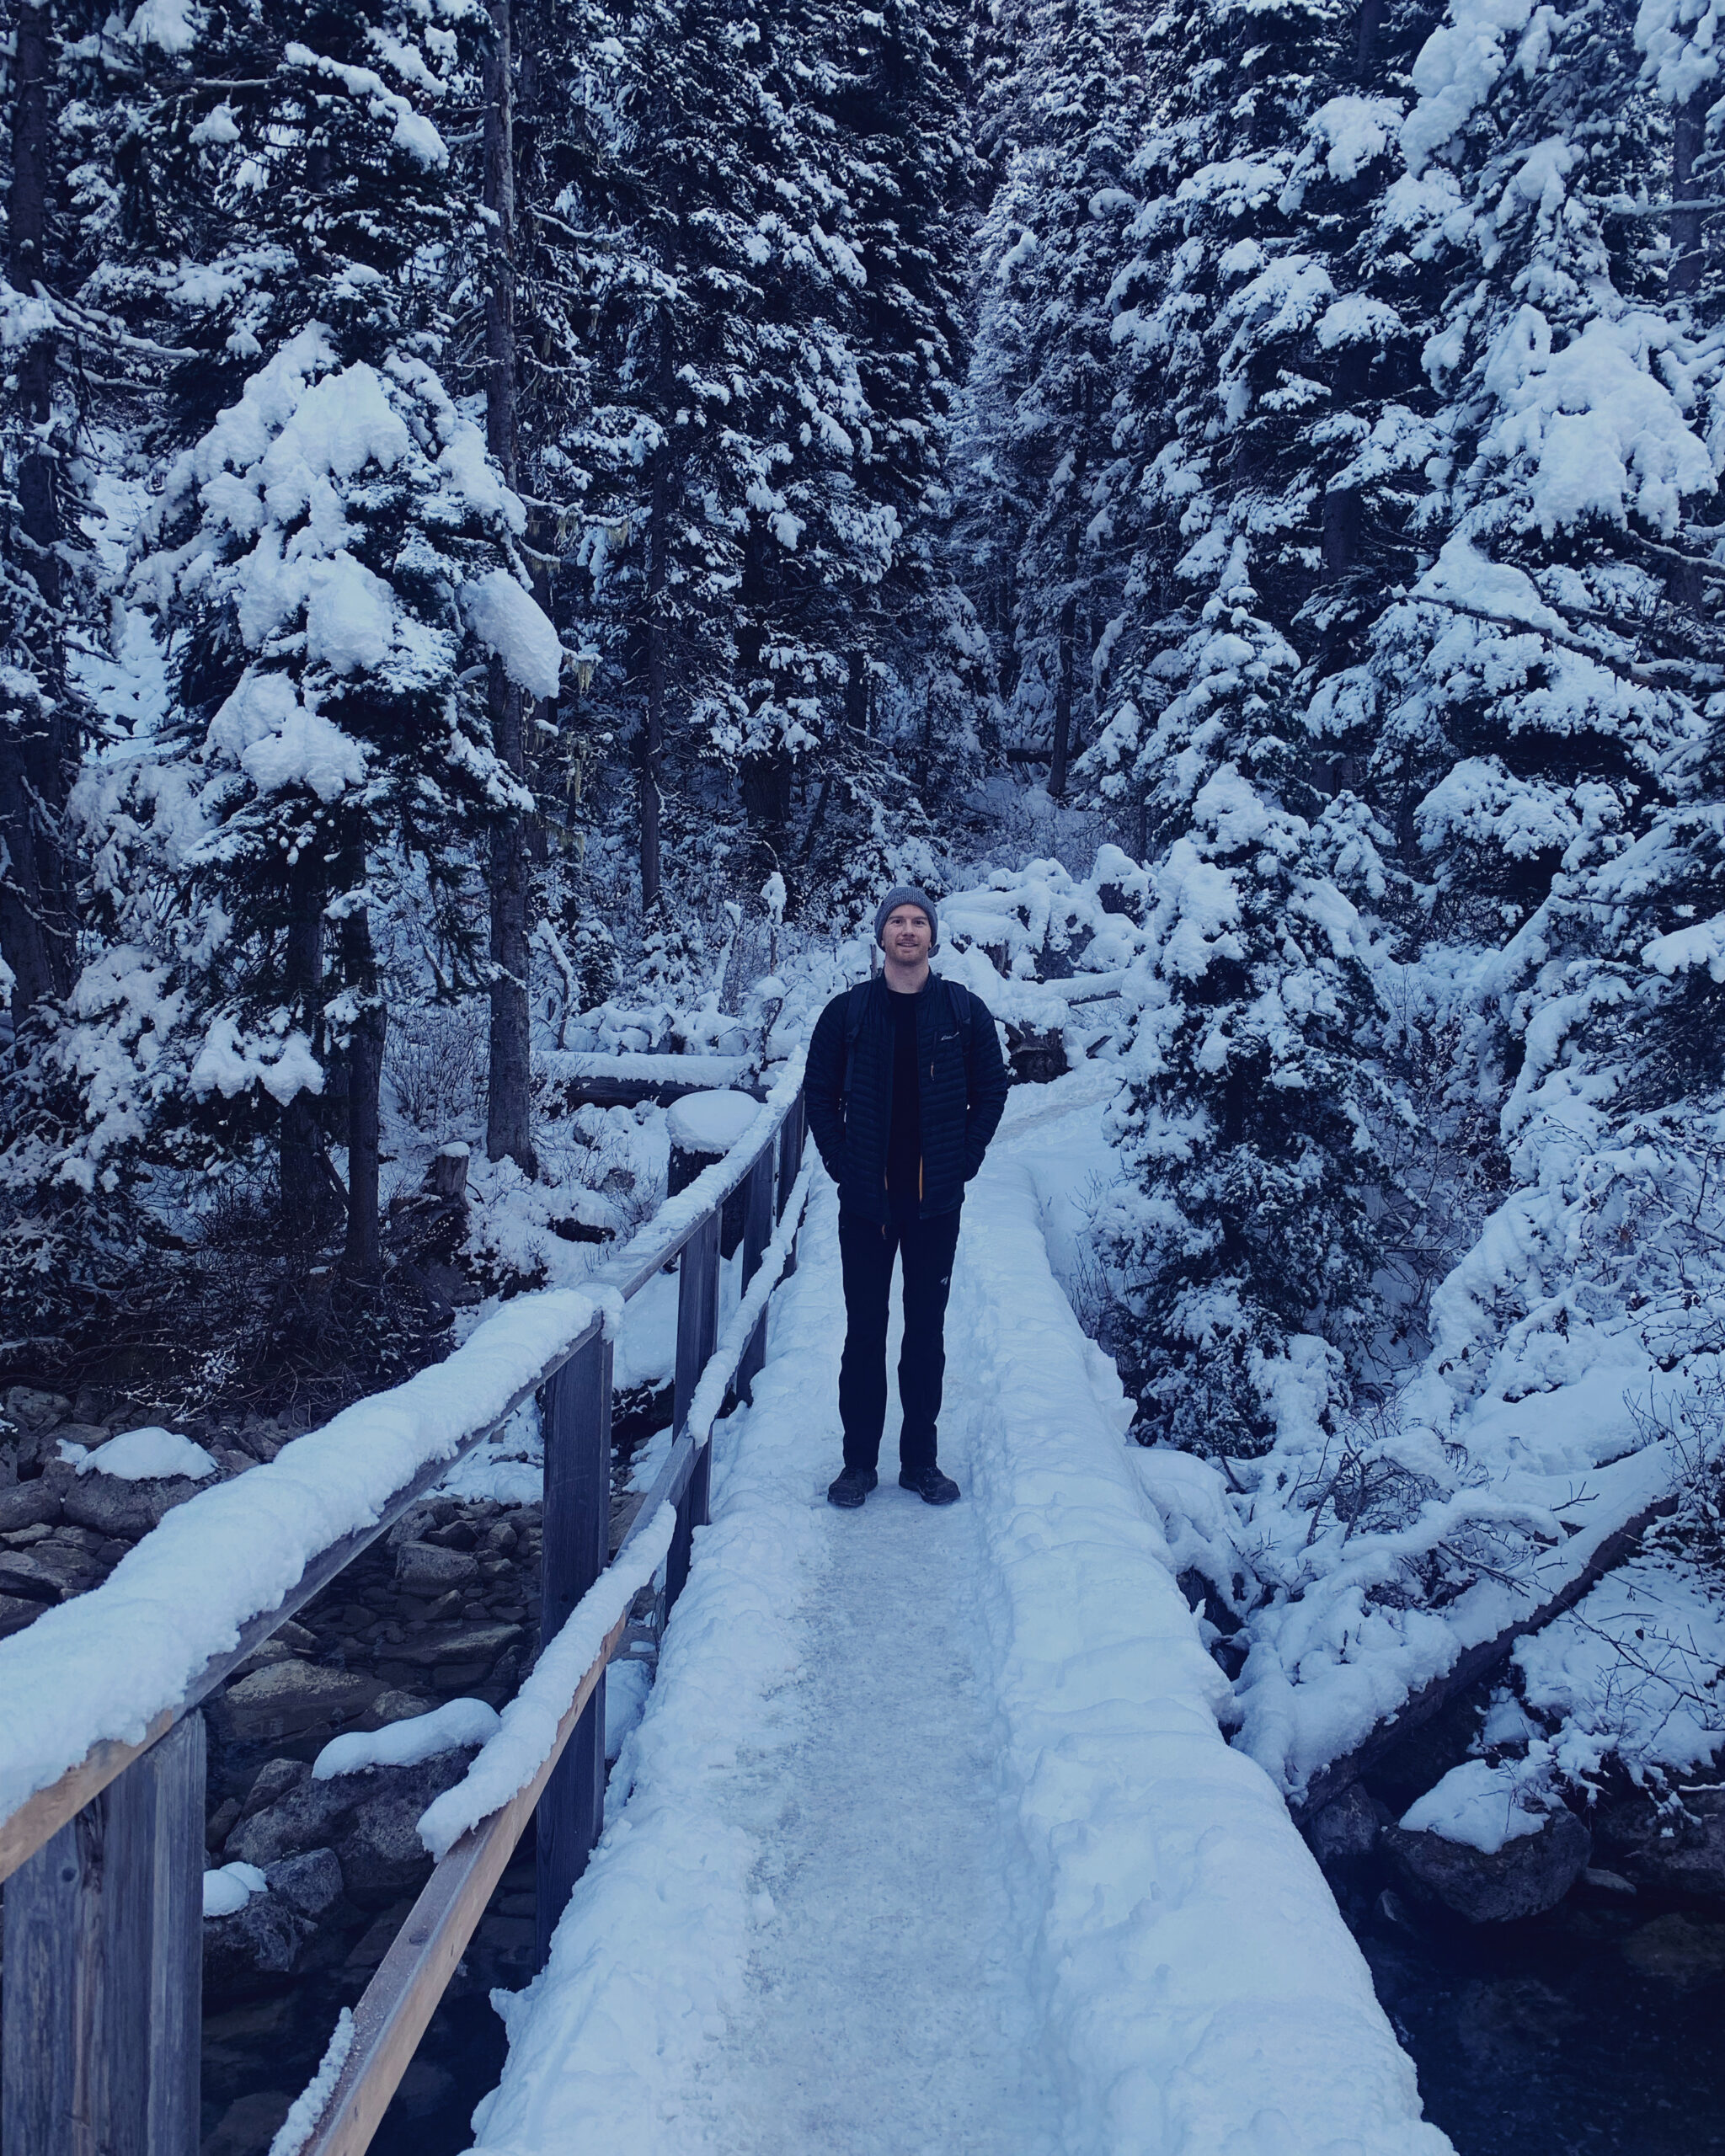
[0,1061,809,2156]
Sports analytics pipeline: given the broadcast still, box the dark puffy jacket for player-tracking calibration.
[804,973,1010,1224]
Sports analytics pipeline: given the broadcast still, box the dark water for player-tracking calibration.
[1354,1885,1725,2155]
[200,1852,527,2156]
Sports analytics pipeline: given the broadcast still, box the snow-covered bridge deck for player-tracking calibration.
[468,1091,1450,2156]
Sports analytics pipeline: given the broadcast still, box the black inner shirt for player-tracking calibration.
[884,985,921,1211]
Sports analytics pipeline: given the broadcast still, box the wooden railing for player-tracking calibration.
[0,1071,809,2156]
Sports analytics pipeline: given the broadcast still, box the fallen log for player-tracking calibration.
[1290,1491,1680,1827]
[537,1050,759,1111]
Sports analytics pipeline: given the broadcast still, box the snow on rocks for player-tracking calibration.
[0,1284,619,1826]
[312,1697,499,1782]
[1398,1753,1557,1853]
[1385,1751,1592,1921]
[67,1426,217,1481]
[418,1502,676,1860]
[955,1142,1450,2156]
[204,1860,269,1918]
[1384,1809,1593,1922]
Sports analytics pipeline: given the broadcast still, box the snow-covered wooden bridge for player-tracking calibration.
[0,1065,1451,2156]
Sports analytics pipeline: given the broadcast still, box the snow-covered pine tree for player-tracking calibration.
[954,0,1154,795]
[990,0,1397,1450]
[1295,0,1721,1193]
[563,0,804,907]
[1476,0,1725,1145]
[0,2,103,1017]
[87,1,556,1269]
[563,0,965,922]
[1100,545,1386,1454]
[807,0,987,869]
[491,0,646,1038]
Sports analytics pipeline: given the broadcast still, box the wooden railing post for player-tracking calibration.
[776,1089,805,1223]
[2,1712,205,2156]
[735,1144,776,1404]
[665,1207,721,1608]
[535,1327,612,1971]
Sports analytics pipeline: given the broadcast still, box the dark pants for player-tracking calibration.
[837,1206,963,1476]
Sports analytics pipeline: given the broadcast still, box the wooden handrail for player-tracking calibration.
[0,1066,803,1881]
[288,1161,812,2154]
[0,1342,593,1890]
[298,1606,628,2156]
[0,1065,810,2156]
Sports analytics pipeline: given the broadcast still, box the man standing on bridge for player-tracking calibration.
[804,886,1010,1509]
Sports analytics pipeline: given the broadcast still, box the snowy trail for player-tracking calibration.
[687,1422,1064,2156]
[467,1079,1450,2156]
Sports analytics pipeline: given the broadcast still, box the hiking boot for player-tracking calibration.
[900,1465,960,1505]
[827,1466,878,1509]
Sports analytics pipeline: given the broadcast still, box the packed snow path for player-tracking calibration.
[468,1080,1452,2156]
[686,1440,1065,2156]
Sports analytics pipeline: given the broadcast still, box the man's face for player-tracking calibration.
[884,905,932,965]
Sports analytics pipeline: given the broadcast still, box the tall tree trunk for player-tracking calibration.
[0,1,74,1011]
[339,844,385,1279]
[640,335,672,910]
[844,649,867,734]
[1049,580,1077,799]
[1355,0,1385,77]
[642,601,665,909]
[487,670,535,1171]
[1672,89,1708,298]
[280,851,327,1243]
[1049,379,1092,802]
[483,0,534,1173]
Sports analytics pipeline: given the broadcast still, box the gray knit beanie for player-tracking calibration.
[873,884,939,951]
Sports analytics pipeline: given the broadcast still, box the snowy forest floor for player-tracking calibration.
[465,1079,1443,2156]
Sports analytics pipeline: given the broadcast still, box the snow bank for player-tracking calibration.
[957,1146,1450,2156]
[72,1427,217,1482]
[1516,1545,1725,1785]
[312,1698,499,1781]
[419,1502,676,1860]
[0,1283,621,1825]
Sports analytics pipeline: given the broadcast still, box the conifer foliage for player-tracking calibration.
[966,0,1725,1452]
[1103,556,1386,1454]
[0,0,985,1393]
